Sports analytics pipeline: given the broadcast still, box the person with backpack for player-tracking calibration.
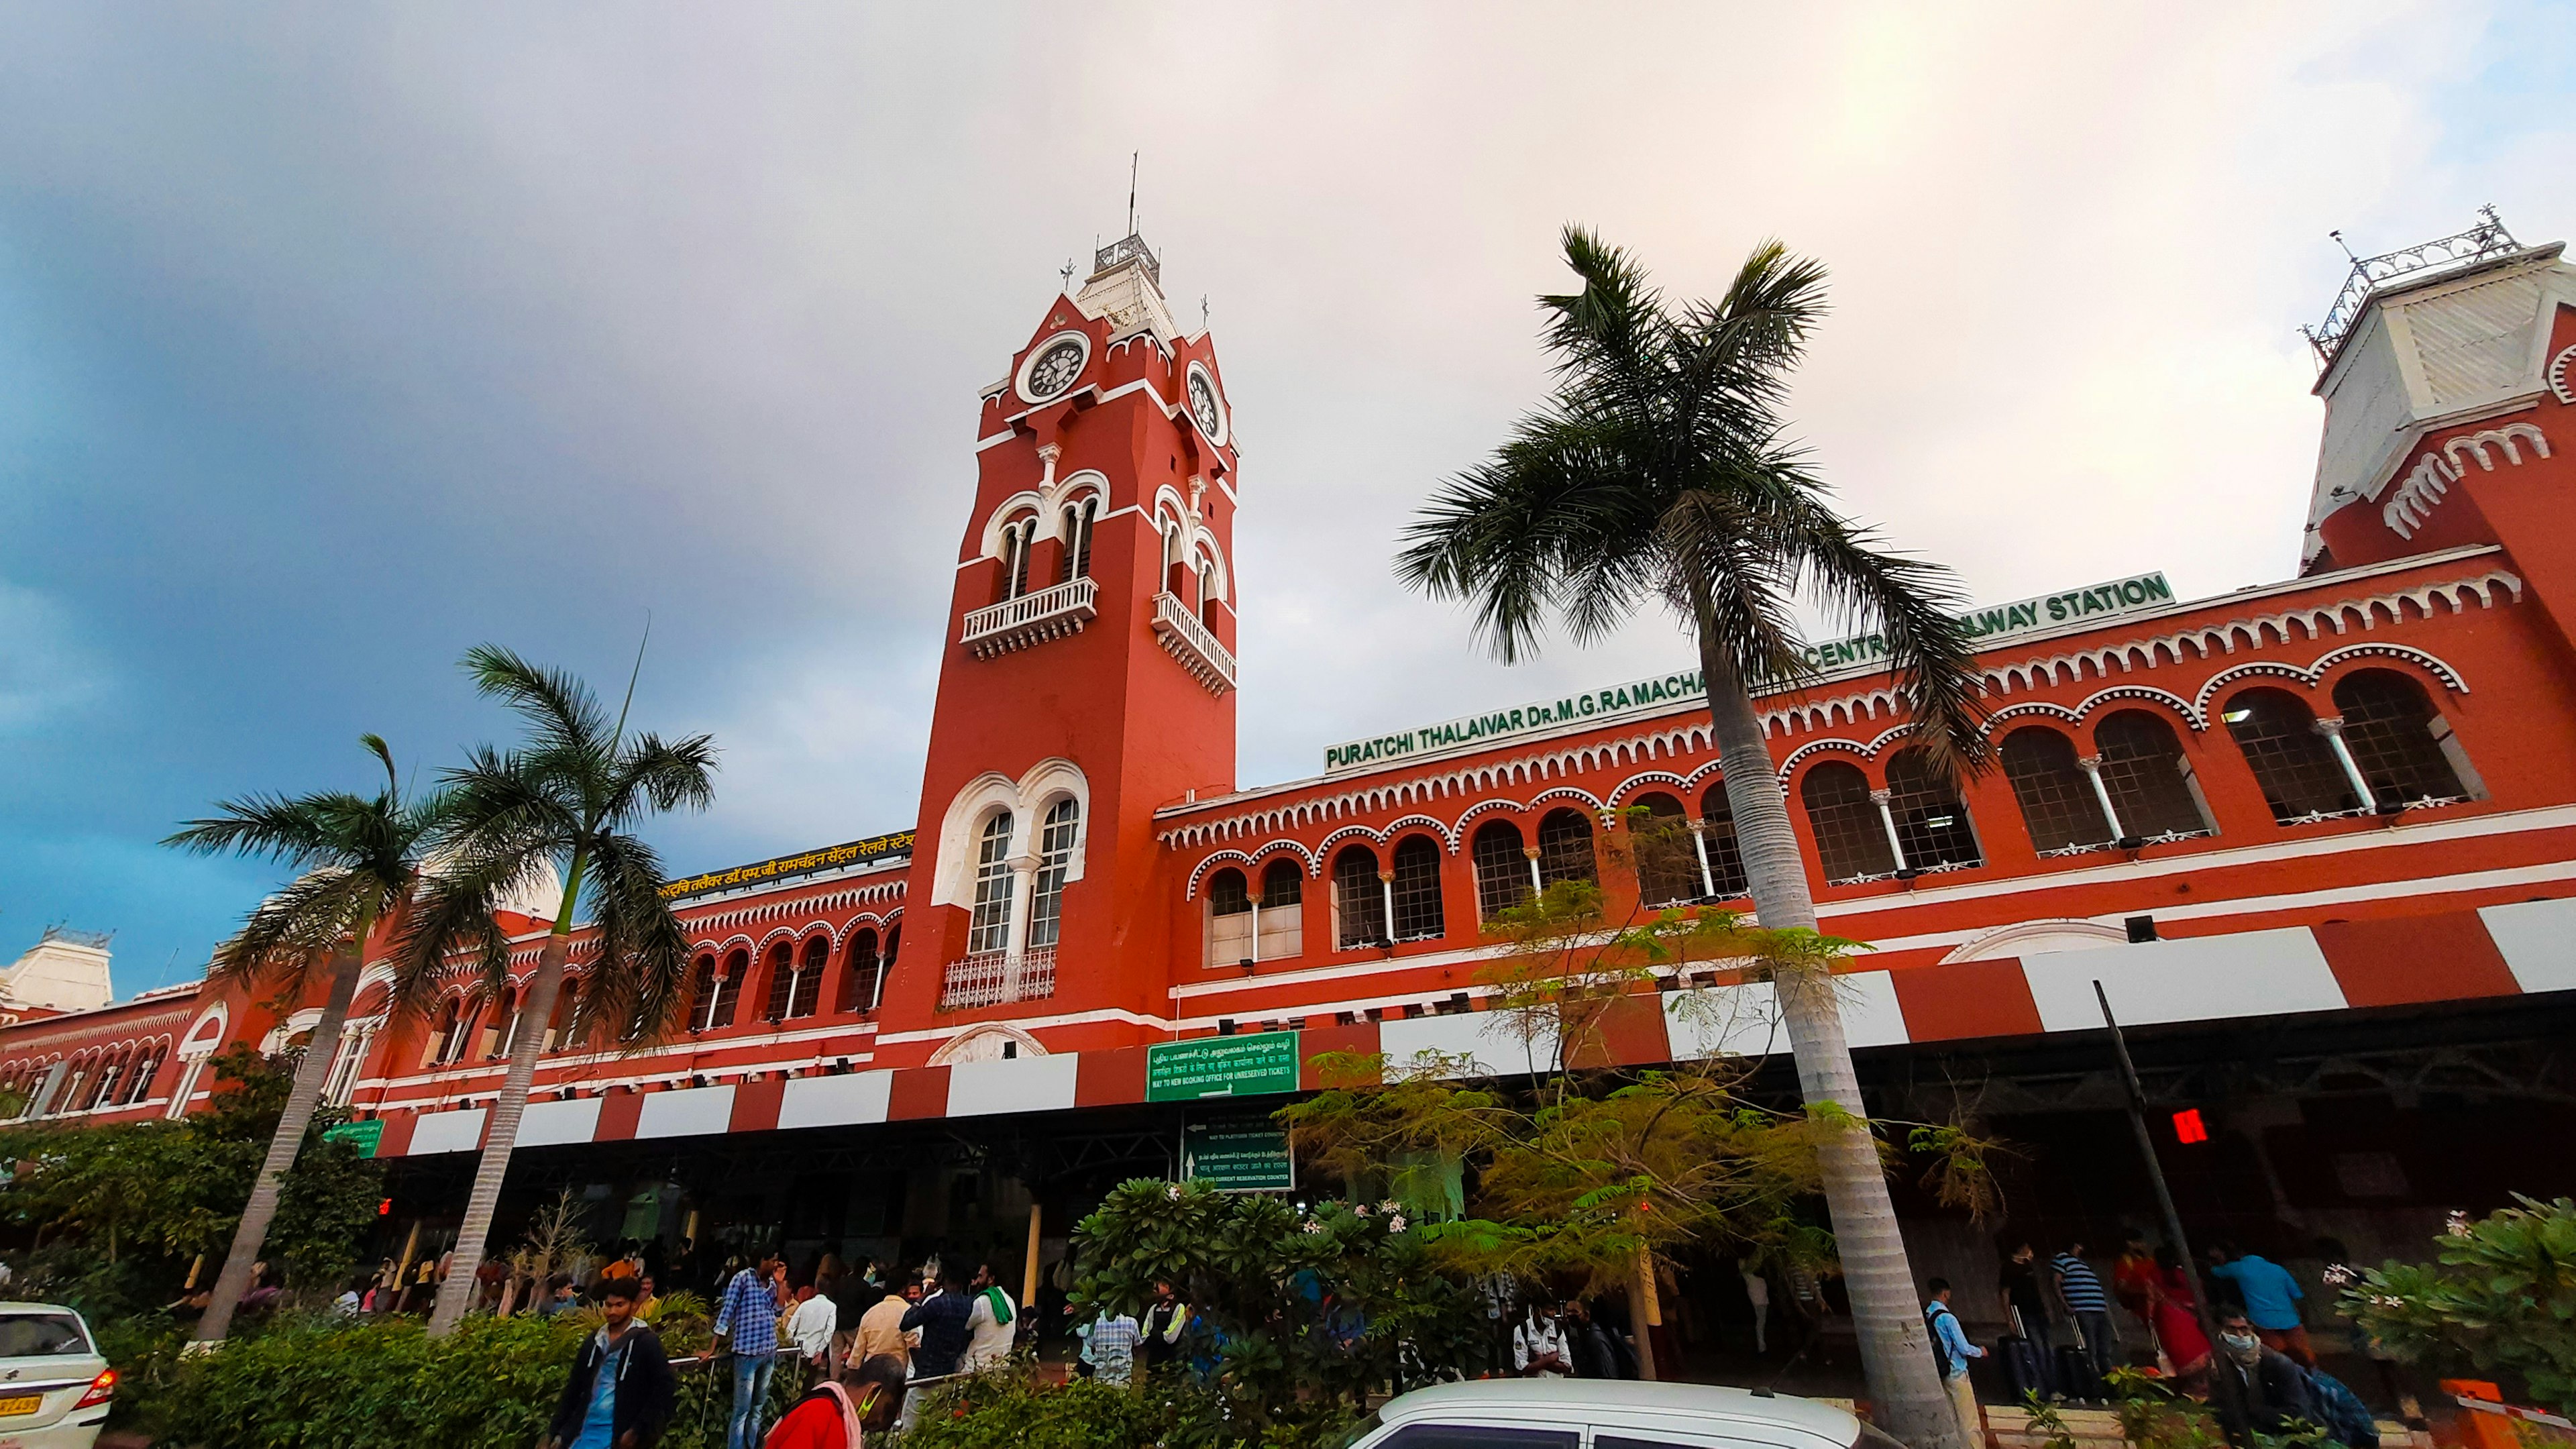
[1924,1279,1985,1448]
[964,1262,1016,1371]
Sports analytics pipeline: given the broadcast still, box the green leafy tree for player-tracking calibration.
[394,645,716,1335]
[2340,1196,2576,1413]
[163,735,445,1343]
[1070,1179,1479,1434]
[1397,227,1989,1446]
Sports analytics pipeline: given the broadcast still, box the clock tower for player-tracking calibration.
[875,233,1242,1062]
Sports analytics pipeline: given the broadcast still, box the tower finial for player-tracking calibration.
[2330,229,2359,264]
[1127,152,1139,238]
[1060,257,1076,292]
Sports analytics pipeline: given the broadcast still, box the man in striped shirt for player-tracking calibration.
[2050,1242,2117,1383]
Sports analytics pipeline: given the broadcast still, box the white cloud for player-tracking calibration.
[0,579,106,733]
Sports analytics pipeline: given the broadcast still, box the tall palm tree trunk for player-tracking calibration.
[427,928,569,1336]
[1698,643,1962,1449]
[194,945,365,1345]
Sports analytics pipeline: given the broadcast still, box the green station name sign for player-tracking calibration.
[1324,571,2173,773]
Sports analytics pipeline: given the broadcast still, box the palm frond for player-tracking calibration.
[572,835,696,1053]
[385,843,535,1020]
[461,644,613,764]
[162,793,365,866]
[604,732,720,824]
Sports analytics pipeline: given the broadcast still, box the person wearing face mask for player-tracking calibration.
[2211,1309,2316,1438]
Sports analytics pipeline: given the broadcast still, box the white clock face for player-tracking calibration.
[1023,335,1087,401]
[1187,364,1224,442]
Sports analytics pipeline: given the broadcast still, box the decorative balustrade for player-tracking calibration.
[961,578,1097,659]
[938,947,1057,1010]
[1152,592,1238,694]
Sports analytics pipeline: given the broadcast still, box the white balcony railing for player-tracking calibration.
[939,947,1057,1010]
[961,578,1097,659]
[1152,592,1238,694]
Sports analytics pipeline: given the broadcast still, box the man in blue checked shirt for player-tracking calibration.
[714,1252,786,1449]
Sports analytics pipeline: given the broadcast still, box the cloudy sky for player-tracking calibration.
[3,3,2569,996]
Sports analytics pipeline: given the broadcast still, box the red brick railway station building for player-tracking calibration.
[8,218,2575,1348]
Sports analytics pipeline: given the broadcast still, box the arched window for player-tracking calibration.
[841,928,881,1013]
[1629,792,1698,906]
[1390,835,1446,941]
[1697,784,1752,898]
[1802,761,1895,883]
[1333,845,1387,949]
[1197,555,1220,627]
[1207,867,1253,967]
[1470,820,1532,920]
[1886,747,1982,869]
[998,515,1038,601]
[689,954,721,1032]
[546,977,582,1051]
[792,936,826,1018]
[762,941,797,1021]
[1536,808,1599,888]
[2222,688,2357,822]
[1258,860,1304,960]
[2094,710,2210,838]
[967,811,1016,954]
[712,949,747,1028]
[426,999,470,1067]
[2000,728,2112,853]
[1026,798,1079,950]
[2333,670,2469,805]
[1058,497,1098,584]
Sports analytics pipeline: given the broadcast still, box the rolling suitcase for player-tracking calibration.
[1997,1336,2047,1403]
[2053,1343,2103,1401]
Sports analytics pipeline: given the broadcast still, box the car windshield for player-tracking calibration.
[0,1313,91,1358]
[1328,1409,1384,1449]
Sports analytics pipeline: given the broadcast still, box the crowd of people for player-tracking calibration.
[1926,1232,2383,1449]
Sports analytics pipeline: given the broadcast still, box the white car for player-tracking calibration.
[0,1304,113,1449]
[1339,1379,1909,1449]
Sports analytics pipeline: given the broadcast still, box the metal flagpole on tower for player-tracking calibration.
[1128,152,1138,237]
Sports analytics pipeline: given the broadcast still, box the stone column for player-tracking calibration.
[2077,754,2128,841]
[1002,852,1041,999]
[1870,788,1911,872]
[2312,716,2379,812]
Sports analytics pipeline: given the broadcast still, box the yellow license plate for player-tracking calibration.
[0,1395,39,1416]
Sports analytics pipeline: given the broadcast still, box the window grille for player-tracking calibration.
[1696,784,1752,898]
[2001,727,2112,853]
[1334,846,1387,949]
[1208,867,1253,966]
[1258,860,1304,959]
[1801,761,1895,882]
[713,949,746,1028]
[2093,710,2209,837]
[1472,820,1531,920]
[1629,792,1697,905]
[2222,688,2357,821]
[967,810,1016,953]
[763,941,797,1020]
[1059,498,1097,584]
[2332,670,2465,804]
[1027,798,1079,949]
[1390,835,1446,941]
[690,954,721,1031]
[1536,808,1598,888]
[1886,747,1982,868]
[843,928,880,1013]
[791,936,827,1018]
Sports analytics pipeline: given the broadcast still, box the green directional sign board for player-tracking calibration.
[322,1118,384,1158]
[1183,1118,1296,1192]
[1146,1030,1300,1102]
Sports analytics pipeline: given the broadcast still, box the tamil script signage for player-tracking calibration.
[322,1119,385,1157]
[1183,1118,1296,1192]
[1324,570,2173,772]
[1146,1030,1301,1102]
[662,830,916,901]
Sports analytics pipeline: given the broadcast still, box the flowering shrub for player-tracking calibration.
[2339,1194,2576,1414]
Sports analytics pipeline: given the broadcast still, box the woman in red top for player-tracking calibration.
[763,1354,906,1449]
[2148,1247,2213,1383]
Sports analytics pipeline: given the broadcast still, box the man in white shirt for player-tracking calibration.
[787,1284,838,1369]
[1513,1303,1570,1378]
[963,1262,1016,1371]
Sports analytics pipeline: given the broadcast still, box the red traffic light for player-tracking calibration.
[2171,1108,2209,1144]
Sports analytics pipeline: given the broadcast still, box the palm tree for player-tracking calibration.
[166,735,447,1345]
[1398,228,1988,1449]
[394,644,716,1336]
